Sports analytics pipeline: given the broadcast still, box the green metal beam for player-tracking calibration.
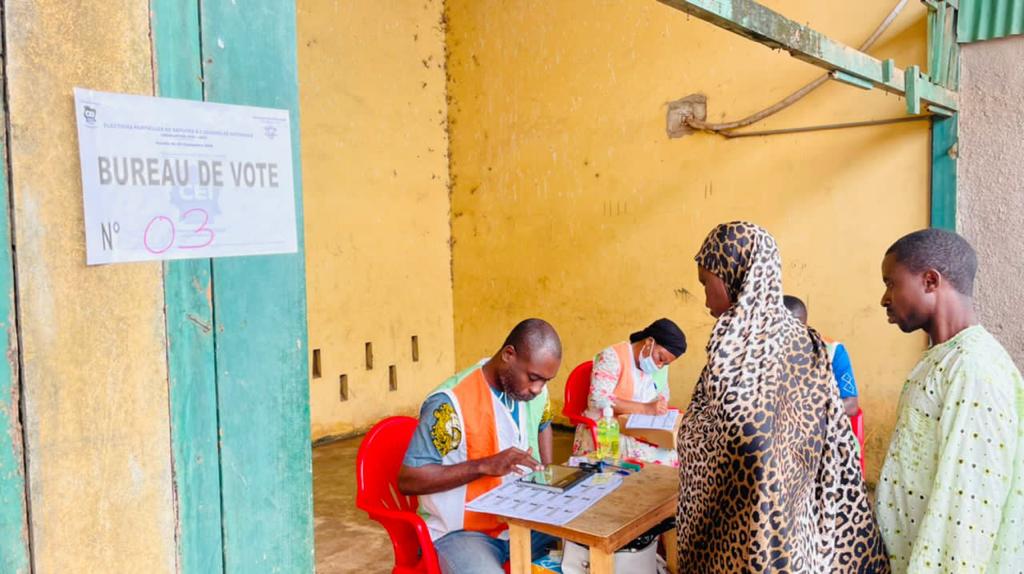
[657,0,959,112]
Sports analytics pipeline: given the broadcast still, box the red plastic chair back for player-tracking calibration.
[849,408,866,477]
[356,416,441,574]
[562,360,598,445]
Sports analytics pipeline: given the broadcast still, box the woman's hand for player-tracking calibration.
[645,396,668,416]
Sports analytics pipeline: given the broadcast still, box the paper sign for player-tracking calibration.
[74,87,298,265]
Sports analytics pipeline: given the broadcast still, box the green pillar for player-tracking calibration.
[201,1,314,571]
[931,114,958,230]
[0,65,30,574]
[150,1,224,572]
[152,0,313,571]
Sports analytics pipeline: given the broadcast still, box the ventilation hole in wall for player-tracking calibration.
[339,374,349,401]
[312,349,322,379]
[389,365,398,392]
[411,335,420,362]
[365,342,374,370]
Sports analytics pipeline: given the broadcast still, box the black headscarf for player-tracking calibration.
[629,318,687,358]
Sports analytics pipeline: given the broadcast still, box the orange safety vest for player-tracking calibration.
[418,361,546,540]
[610,341,641,402]
[452,369,505,534]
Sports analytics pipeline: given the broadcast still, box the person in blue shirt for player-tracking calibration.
[783,295,860,417]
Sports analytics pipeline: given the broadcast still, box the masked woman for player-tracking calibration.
[572,318,687,466]
[676,222,889,573]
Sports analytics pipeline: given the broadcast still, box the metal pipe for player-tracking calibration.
[721,115,929,138]
[686,0,910,134]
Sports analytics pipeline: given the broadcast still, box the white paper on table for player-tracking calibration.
[625,411,679,431]
[466,473,623,526]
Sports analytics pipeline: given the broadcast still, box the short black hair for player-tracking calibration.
[783,295,807,317]
[503,318,562,358]
[885,228,977,296]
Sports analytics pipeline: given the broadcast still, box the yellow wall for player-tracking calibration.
[5,1,175,571]
[447,0,931,481]
[299,0,456,440]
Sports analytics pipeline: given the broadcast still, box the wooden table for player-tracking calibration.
[502,465,678,574]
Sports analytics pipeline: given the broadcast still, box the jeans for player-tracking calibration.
[434,529,557,574]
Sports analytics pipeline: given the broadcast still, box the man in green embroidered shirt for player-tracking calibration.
[877,229,1024,573]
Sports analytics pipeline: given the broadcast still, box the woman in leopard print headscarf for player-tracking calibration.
[676,221,889,573]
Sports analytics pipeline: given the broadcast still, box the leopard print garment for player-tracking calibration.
[676,222,889,573]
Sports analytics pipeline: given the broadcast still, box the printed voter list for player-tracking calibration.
[74,87,298,265]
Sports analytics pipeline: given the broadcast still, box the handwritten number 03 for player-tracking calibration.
[143,209,215,254]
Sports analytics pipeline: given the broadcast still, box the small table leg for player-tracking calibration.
[508,523,533,574]
[663,530,679,574]
[588,546,615,574]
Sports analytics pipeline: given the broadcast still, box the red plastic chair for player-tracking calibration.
[356,416,441,574]
[849,408,866,477]
[562,360,597,446]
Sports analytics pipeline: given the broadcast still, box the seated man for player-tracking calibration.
[398,318,561,574]
[784,295,860,417]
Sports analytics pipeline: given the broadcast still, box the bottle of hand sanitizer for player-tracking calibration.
[596,406,620,461]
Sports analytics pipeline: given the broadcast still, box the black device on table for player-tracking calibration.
[517,464,593,493]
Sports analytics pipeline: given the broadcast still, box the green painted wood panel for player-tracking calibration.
[0,64,31,574]
[150,1,225,572]
[199,1,314,571]
[931,115,958,230]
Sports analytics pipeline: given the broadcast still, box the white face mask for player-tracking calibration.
[638,340,659,375]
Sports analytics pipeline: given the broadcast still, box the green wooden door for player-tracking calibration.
[152,1,314,571]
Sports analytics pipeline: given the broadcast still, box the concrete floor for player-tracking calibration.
[313,427,576,573]
[313,437,391,574]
